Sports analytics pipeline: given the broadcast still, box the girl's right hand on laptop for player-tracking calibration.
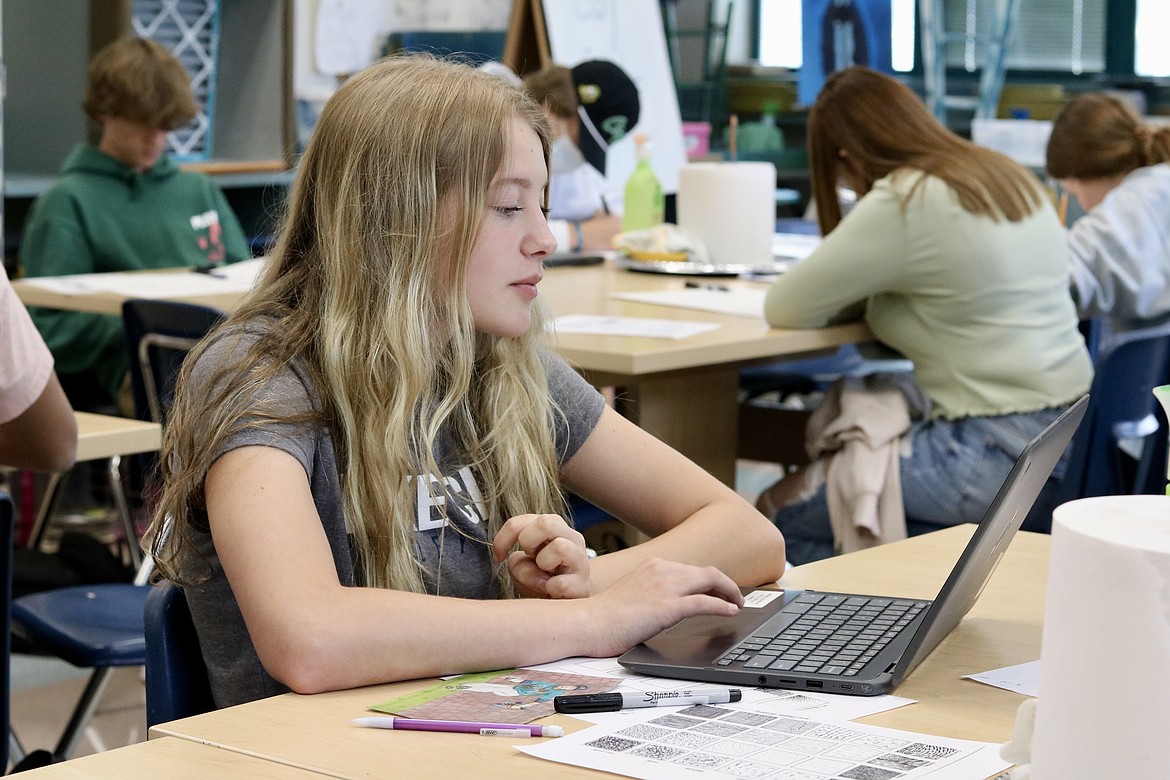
[585,558,743,658]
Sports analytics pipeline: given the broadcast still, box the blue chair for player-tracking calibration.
[1,493,15,769]
[144,581,214,727]
[1135,397,1169,497]
[10,575,150,759]
[1044,327,1170,523]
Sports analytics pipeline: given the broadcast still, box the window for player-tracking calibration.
[1135,0,1170,76]
[758,0,1107,75]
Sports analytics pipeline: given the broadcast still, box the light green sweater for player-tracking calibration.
[765,170,1092,420]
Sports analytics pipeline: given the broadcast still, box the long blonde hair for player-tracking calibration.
[808,67,1045,234]
[147,55,562,596]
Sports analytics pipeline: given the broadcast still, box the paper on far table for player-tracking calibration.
[610,287,767,318]
[772,231,822,260]
[964,660,1040,697]
[553,315,720,340]
[19,257,266,299]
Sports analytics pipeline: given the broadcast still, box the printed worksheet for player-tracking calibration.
[520,703,1010,780]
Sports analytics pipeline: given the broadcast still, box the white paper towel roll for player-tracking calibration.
[676,162,776,267]
[1030,495,1170,779]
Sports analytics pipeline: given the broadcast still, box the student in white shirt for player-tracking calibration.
[1046,92,1170,337]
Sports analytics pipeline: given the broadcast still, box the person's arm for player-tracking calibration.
[0,264,77,471]
[560,405,787,592]
[206,445,744,694]
[1064,183,1170,322]
[0,373,77,472]
[764,183,909,329]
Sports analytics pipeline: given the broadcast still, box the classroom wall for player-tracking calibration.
[293,0,512,103]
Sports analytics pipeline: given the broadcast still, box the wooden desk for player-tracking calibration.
[13,263,871,483]
[18,736,324,779]
[151,527,1040,779]
[74,412,161,462]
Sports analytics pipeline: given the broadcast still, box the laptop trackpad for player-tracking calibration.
[627,589,800,666]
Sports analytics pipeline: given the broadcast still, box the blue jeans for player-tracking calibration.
[772,406,1070,565]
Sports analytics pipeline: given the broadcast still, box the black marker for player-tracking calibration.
[684,281,731,292]
[553,688,741,714]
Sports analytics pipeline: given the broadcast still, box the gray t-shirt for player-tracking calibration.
[180,320,605,707]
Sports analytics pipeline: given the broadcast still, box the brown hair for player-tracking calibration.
[83,37,197,129]
[1046,92,1170,180]
[807,67,1045,234]
[522,65,578,120]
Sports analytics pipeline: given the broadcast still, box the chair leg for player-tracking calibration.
[27,471,67,552]
[106,455,142,569]
[10,726,26,766]
[52,667,113,760]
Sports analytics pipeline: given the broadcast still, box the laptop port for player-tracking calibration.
[840,684,854,691]
[806,680,823,689]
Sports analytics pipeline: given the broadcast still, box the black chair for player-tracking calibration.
[122,299,226,425]
[144,581,214,727]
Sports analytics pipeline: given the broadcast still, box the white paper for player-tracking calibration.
[552,315,720,340]
[520,701,1010,780]
[609,288,767,318]
[772,232,822,260]
[20,259,266,300]
[313,0,384,76]
[964,661,1040,697]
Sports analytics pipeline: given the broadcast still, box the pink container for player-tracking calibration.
[682,121,712,159]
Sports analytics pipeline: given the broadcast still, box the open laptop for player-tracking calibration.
[620,394,1088,696]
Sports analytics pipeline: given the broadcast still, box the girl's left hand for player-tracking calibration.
[492,514,590,599]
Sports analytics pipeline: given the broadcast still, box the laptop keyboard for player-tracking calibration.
[716,592,929,676]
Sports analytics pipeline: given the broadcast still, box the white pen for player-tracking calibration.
[553,688,741,714]
[350,716,562,737]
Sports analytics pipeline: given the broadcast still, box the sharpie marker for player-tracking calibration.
[351,716,563,738]
[553,688,741,714]
[684,281,731,292]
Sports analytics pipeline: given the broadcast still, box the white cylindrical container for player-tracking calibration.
[676,162,776,267]
[1030,495,1170,779]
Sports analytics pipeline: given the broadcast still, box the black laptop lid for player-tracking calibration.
[889,394,1088,685]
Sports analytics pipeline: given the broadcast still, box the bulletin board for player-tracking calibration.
[504,0,687,195]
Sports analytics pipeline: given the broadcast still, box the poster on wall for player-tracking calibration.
[539,0,687,195]
[798,0,893,106]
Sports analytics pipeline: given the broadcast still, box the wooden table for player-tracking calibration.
[13,263,871,484]
[17,736,325,778]
[149,526,1041,779]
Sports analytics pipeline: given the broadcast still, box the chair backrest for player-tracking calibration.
[122,299,226,425]
[0,493,13,770]
[144,581,214,727]
[1057,328,1170,504]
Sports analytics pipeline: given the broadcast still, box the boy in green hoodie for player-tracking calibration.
[19,37,250,412]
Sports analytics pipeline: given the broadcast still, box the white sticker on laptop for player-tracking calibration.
[743,590,785,608]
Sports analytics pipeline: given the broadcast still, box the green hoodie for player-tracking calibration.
[19,144,250,401]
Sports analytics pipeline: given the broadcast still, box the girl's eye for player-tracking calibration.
[497,206,523,216]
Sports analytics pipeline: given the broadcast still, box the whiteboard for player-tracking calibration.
[541,0,687,195]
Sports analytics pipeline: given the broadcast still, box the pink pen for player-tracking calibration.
[351,716,563,738]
